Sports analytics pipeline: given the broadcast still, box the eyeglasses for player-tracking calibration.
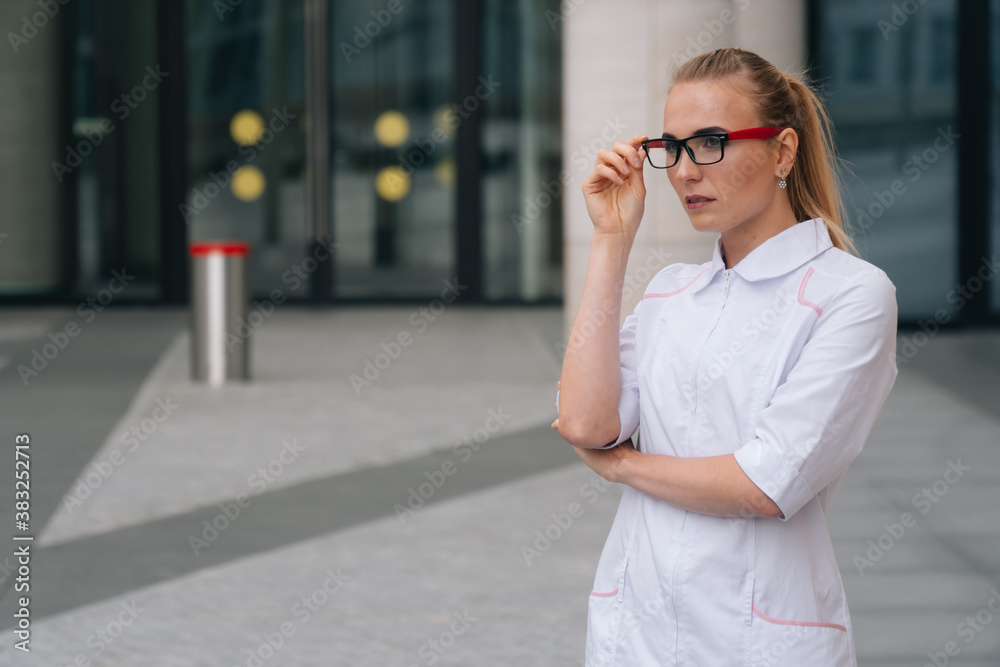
[641,127,784,169]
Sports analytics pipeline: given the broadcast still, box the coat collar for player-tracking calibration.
[689,218,833,294]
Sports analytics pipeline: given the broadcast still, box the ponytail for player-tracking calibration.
[673,48,857,256]
[782,76,856,255]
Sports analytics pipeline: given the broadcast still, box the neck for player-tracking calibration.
[720,200,799,269]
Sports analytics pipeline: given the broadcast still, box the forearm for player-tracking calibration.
[615,451,783,519]
[558,234,632,448]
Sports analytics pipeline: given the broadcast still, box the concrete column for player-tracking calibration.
[560,0,806,341]
[0,0,64,291]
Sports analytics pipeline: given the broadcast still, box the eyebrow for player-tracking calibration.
[662,126,728,139]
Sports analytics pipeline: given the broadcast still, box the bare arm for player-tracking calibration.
[618,449,783,518]
[557,135,648,449]
[556,236,631,448]
[567,441,783,518]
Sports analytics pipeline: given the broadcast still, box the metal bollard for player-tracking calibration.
[189,241,250,385]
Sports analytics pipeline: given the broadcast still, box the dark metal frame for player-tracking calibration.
[157,0,189,305]
[955,0,994,326]
[304,0,333,304]
[453,0,484,302]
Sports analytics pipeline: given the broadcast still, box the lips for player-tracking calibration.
[685,194,715,209]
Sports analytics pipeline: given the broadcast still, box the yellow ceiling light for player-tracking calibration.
[374,110,410,147]
[231,165,266,201]
[375,166,410,201]
[433,106,456,138]
[434,157,455,187]
[229,109,266,146]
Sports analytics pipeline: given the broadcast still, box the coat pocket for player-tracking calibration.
[585,554,630,667]
[748,596,852,666]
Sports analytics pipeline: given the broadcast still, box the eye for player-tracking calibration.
[662,140,679,152]
[702,136,723,149]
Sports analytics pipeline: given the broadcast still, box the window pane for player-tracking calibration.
[70,0,162,299]
[331,1,455,298]
[818,0,957,321]
[481,0,563,301]
[186,0,309,298]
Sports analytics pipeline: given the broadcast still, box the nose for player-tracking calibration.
[672,145,701,182]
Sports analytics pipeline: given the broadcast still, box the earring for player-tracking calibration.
[779,168,788,189]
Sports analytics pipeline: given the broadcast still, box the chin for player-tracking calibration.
[686,213,724,234]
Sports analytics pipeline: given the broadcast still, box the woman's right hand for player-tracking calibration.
[581,134,648,241]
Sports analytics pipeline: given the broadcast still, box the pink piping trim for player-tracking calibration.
[797,266,823,316]
[641,268,709,300]
[590,588,619,598]
[752,602,847,632]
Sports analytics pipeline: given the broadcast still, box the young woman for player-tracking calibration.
[552,48,898,666]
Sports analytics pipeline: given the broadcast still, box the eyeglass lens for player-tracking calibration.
[647,135,724,168]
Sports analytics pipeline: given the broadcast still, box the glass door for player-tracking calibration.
[182,0,563,304]
[185,0,312,298]
[330,1,456,298]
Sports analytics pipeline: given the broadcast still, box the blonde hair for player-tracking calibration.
[671,48,857,256]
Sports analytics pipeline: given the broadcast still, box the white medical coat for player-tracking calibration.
[557,218,899,666]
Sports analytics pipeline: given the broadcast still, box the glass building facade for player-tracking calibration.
[812,0,997,326]
[0,0,562,304]
[0,0,996,324]
[184,0,563,303]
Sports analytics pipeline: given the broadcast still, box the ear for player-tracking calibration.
[774,128,798,177]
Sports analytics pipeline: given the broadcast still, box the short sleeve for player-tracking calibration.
[557,298,642,449]
[732,268,899,521]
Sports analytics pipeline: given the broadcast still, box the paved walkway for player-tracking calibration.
[0,306,998,666]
